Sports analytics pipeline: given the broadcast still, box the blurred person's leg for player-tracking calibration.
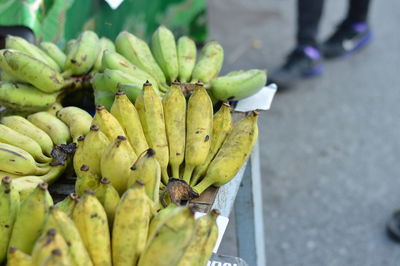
[270,0,324,89]
[322,0,372,58]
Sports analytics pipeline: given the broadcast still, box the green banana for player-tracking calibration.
[1,115,54,156]
[117,82,146,102]
[63,31,100,76]
[65,39,76,54]
[191,103,232,186]
[31,229,70,265]
[92,69,144,94]
[193,112,259,194]
[92,105,126,141]
[101,136,137,195]
[92,37,116,72]
[162,81,186,178]
[8,183,53,254]
[0,69,20,82]
[94,90,114,111]
[7,247,32,266]
[0,124,52,162]
[210,69,267,101]
[110,91,149,156]
[55,193,79,217]
[178,209,220,266]
[95,177,120,228]
[127,149,161,206]
[183,82,213,183]
[0,82,58,113]
[191,41,224,84]
[0,49,64,93]
[56,106,93,142]
[75,164,101,196]
[151,25,179,83]
[135,82,169,184]
[112,180,154,266]
[0,177,20,263]
[40,42,67,70]
[177,36,197,83]
[43,206,93,266]
[0,143,51,175]
[72,190,112,266]
[28,111,71,145]
[115,31,166,84]
[138,206,195,266]
[6,35,61,71]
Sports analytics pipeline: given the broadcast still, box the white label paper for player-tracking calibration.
[195,212,229,253]
[234,83,277,112]
[105,0,124,9]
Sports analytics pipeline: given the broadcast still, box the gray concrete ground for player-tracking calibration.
[210,0,400,265]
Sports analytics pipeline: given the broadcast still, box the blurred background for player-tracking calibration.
[1,0,400,265]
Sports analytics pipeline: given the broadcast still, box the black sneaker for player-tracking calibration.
[322,22,372,59]
[270,46,323,89]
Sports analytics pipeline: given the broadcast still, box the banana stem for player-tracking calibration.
[61,69,73,78]
[161,168,169,185]
[192,178,214,195]
[182,164,195,184]
[189,171,202,187]
[170,163,180,179]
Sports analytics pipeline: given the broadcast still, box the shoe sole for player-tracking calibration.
[324,32,373,59]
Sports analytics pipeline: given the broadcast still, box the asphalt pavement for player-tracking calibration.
[209,1,400,265]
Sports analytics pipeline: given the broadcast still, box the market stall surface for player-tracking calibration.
[211,0,400,265]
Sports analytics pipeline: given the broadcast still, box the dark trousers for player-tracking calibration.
[297,0,371,47]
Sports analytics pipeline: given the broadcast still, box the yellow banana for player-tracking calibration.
[101,136,137,195]
[75,165,101,196]
[138,206,195,266]
[110,91,149,156]
[147,203,180,242]
[135,82,169,183]
[0,177,20,263]
[183,82,213,183]
[178,209,220,266]
[94,90,114,111]
[92,105,126,141]
[8,183,52,254]
[0,82,58,113]
[112,180,154,266]
[151,25,179,83]
[95,177,120,228]
[39,42,67,70]
[191,41,224,84]
[162,81,186,178]
[72,191,112,266]
[56,106,93,142]
[55,193,79,217]
[115,31,166,84]
[0,143,51,175]
[6,35,61,71]
[43,206,93,266]
[0,124,52,163]
[40,248,72,266]
[193,112,259,194]
[28,112,71,145]
[7,247,32,266]
[191,103,232,186]
[0,49,64,93]
[31,229,70,265]
[177,36,197,83]
[63,31,100,76]
[127,149,161,206]
[1,115,54,156]
[92,37,115,72]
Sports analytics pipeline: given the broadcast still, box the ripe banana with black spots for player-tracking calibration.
[63,31,100,76]
[75,164,101,196]
[111,91,149,156]
[92,105,126,141]
[101,136,137,195]
[183,82,213,183]
[0,49,64,93]
[191,41,224,84]
[162,81,186,178]
[72,190,112,266]
[178,209,220,266]
[112,180,154,266]
[0,124,52,162]
[1,115,54,156]
[193,112,259,194]
[31,229,70,266]
[7,247,32,266]
[92,37,116,72]
[151,25,179,83]
[177,36,197,83]
[210,69,267,101]
[191,103,232,186]
[56,106,93,142]
[6,35,61,71]
[135,82,169,183]
[115,31,166,85]
[55,193,79,217]
[8,183,53,254]
[40,42,67,70]
[28,112,71,145]
[0,177,20,263]
[95,177,120,228]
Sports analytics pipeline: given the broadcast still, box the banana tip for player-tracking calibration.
[116,135,127,141]
[47,229,57,236]
[146,148,156,157]
[51,249,62,256]
[77,136,85,142]
[172,80,180,85]
[38,182,48,190]
[96,105,105,111]
[90,125,99,131]
[100,177,110,184]
[84,189,95,196]
[8,247,17,254]
[136,180,145,186]
[1,176,11,184]
[144,80,152,86]
[80,164,89,171]
[116,90,125,96]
